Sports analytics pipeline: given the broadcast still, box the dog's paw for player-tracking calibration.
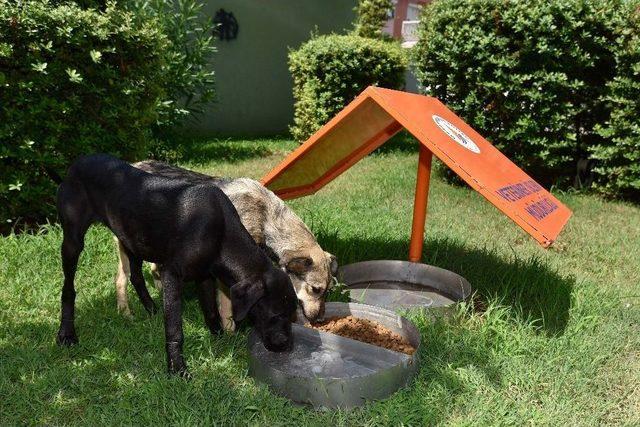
[117,303,133,318]
[167,362,190,379]
[145,301,159,315]
[222,317,236,333]
[56,330,78,346]
[205,316,223,336]
[177,368,192,380]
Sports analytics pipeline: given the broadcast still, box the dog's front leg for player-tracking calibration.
[159,269,188,377]
[196,279,222,335]
[128,256,158,315]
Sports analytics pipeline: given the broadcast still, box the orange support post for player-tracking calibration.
[408,145,433,262]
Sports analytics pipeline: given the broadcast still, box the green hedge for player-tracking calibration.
[0,0,168,231]
[289,34,407,142]
[65,0,217,162]
[414,0,635,193]
[354,0,394,39]
[591,9,640,199]
[124,0,216,131]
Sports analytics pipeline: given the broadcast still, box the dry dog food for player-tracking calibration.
[308,316,416,355]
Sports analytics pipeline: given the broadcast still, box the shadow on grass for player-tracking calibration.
[0,258,568,424]
[0,291,272,424]
[0,295,494,424]
[0,231,572,423]
[177,136,280,166]
[0,287,504,425]
[317,232,573,336]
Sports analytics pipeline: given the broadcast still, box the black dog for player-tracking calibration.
[56,154,297,376]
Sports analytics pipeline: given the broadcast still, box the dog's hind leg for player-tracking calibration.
[196,279,222,335]
[56,183,93,346]
[57,233,85,345]
[114,238,132,317]
[150,262,163,292]
[128,255,158,315]
[217,281,235,332]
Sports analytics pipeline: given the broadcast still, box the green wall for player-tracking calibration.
[193,0,357,136]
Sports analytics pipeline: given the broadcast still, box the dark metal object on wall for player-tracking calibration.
[213,9,239,41]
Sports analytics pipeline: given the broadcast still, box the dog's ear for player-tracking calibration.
[286,256,313,274]
[325,251,338,276]
[230,281,264,322]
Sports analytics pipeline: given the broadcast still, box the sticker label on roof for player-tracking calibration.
[432,115,480,154]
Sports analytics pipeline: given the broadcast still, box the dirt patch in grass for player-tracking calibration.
[308,316,416,355]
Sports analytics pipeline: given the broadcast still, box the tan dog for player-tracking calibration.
[114,161,336,330]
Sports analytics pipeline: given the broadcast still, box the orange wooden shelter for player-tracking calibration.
[262,86,572,262]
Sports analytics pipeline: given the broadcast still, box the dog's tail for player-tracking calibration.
[43,166,63,184]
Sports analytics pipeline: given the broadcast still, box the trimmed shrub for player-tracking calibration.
[125,0,217,162]
[354,0,394,39]
[289,34,407,142]
[66,0,217,161]
[591,7,640,199]
[125,0,216,130]
[413,0,630,188]
[62,0,216,129]
[0,0,169,231]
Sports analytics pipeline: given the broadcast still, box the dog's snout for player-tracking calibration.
[272,332,288,347]
[300,299,325,322]
[267,332,292,352]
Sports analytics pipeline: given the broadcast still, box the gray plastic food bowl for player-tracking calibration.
[338,260,472,311]
[248,302,420,409]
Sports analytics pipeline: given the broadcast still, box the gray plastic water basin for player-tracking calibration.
[338,260,472,311]
[248,302,420,409]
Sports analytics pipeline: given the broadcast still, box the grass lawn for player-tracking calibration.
[1,135,638,425]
